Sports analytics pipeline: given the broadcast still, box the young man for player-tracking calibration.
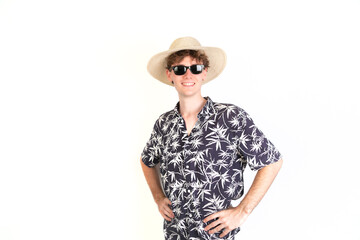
[140,37,283,240]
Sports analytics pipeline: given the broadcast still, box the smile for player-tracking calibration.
[182,82,195,86]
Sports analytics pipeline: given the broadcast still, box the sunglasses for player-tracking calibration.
[169,64,205,75]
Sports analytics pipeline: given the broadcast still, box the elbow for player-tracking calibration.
[276,158,283,172]
[140,157,145,166]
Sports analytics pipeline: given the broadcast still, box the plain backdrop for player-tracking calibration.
[0,0,359,239]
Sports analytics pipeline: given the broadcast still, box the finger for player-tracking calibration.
[204,218,222,231]
[163,199,174,212]
[162,202,174,212]
[203,212,220,223]
[163,207,175,218]
[162,203,175,218]
[209,223,226,234]
[219,228,231,238]
[161,212,172,222]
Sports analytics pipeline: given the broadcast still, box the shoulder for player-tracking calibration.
[151,108,178,132]
[158,108,177,123]
[213,100,249,119]
[212,100,255,130]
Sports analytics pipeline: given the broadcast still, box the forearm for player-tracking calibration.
[236,158,283,214]
[140,157,165,203]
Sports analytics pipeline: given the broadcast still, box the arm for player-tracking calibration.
[235,158,283,222]
[140,157,175,221]
[203,158,283,237]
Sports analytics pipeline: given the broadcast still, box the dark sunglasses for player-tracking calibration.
[169,64,205,75]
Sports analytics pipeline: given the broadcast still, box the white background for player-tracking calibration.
[0,0,359,239]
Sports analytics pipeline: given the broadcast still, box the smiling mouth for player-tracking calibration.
[182,82,195,86]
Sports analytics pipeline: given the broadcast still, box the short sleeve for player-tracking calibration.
[141,119,163,168]
[234,107,282,171]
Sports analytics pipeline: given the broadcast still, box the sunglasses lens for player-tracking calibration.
[190,65,203,74]
[173,66,186,75]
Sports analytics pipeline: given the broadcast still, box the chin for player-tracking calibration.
[179,90,201,97]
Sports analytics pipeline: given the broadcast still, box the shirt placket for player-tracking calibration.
[176,117,190,221]
[180,116,204,221]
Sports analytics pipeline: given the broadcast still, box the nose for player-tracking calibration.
[183,68,192,77]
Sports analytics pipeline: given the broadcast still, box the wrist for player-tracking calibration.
[153,193,165,204]
[236,201,255,215]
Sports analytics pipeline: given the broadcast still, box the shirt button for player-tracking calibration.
[188,213,192,217]
[186,165,189,169]
[187,189,191,193]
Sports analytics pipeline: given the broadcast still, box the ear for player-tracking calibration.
[166,69,173,84]
[203,68,208,79]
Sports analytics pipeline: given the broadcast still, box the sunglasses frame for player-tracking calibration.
[169,64,205,75]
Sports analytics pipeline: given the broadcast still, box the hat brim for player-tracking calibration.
[147,46,226,86]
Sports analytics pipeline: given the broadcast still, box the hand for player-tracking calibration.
[155,195,175,222]
[203,205,250,238]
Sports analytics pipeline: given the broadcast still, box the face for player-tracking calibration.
[166,56,207,98]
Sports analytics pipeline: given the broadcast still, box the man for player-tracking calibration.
[140,37,283,240]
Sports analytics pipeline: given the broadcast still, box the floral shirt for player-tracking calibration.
[141,97,282,240]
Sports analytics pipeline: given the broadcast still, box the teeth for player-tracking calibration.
[182,83,195,86]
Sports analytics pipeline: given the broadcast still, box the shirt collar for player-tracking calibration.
[173,96,216,119]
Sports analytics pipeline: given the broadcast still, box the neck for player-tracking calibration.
[178,94,207,118]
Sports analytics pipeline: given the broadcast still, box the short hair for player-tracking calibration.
[165,50,210,70]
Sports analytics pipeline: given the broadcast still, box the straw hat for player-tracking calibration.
[147,37,227,86]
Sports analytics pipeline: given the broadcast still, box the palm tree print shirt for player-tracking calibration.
[141,97,282,240]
